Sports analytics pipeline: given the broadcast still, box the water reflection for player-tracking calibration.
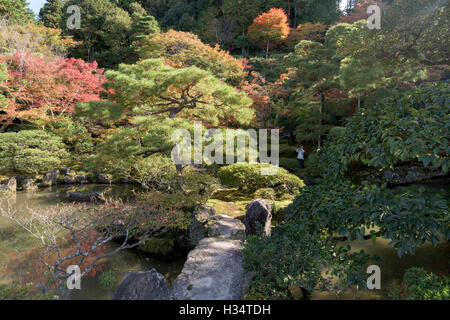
[313,182,449,300]
[0,185,186,300]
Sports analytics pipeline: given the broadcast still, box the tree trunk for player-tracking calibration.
[318,92,325,150]
[87,46,94,63]
[265,42,269,59]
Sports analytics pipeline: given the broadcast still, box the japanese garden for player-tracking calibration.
[0,0,448,301]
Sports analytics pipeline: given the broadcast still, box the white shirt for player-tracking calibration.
[296,148,305,160]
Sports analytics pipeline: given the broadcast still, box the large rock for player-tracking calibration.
[76,175,89,184]
[62,176,76,184]
[112,270,171,300]
[170,237,246,300]
[195,205,217,222]
[68,191,104,202]
[98,173,112,184]
[42,170,59,187]
[21,178,37,191]
[244,199,272,236]
[207,215,245,240]
[0,178,16,193]
[183,205,217,247]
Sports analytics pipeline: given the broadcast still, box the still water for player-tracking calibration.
[0,185,186,300]
[313,182,449,300]
[0,183,448,300]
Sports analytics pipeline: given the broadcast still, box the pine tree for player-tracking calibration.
[74,58,254,167]
[39,0,64,29]
[0,0,35,24]
[284,24,349,148]
[130,4,160,56]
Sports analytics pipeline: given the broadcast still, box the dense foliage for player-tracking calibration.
[74,58,253,172]
[218,163,305,194]
[244,85,449,298]
[0,0,448,301]
[0,18,75,57]
[0,130,69,174]
[402,267,450,300]
[139,30,246,85]
[0,0,34,25]
[312,85,450,179]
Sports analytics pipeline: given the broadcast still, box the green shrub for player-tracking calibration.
[253,188,276,201]
[98,270,116,289]
[243,222,372,299]
[403,267,449,300]
[304,152,318,169]
[279,157,299,171]
[0,283,36,300]
[0,130,69,175]
[218,163,305,194]
[128,155,179,191]
[313,85,450,179]
[47,118,94,155]
[248,55,287,82]
[327,126,346,139]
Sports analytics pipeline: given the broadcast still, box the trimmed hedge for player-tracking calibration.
[218,163,305,193]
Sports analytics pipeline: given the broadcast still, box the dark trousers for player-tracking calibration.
[298,159,305,168]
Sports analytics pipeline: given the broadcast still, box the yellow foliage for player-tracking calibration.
[0,18,76,57]
[139,30,246,85]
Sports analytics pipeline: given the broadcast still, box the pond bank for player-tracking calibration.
[0,184,187,300]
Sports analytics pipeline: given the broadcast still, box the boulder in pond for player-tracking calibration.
[76,175,89,184]
[244,199,272,236]
[112,270,171,300]
[0,178,16,193]
[98,173,112,184]
[207,215,245,240]
[21,178,37,191]
[68,191,104,202]
[62,176,76,184]
[170,237,247,300]
[42,170,59,187]
[179,205,217,247]
[119,176,129,183]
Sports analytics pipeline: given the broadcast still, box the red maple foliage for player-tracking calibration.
[0,51,105,126]
[240,71,290,127]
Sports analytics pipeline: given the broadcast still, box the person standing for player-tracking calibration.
[296,145,305,168]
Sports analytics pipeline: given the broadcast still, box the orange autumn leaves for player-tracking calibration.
[248,8,290,56]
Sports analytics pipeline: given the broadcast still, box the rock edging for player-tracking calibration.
[113,201,271,300]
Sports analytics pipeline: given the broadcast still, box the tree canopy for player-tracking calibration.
[0,0,35,25]
[74,58,253,169]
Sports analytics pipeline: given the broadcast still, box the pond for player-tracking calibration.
[313,182,450,300]
[0,182,448,300]
[0,184,187,300]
